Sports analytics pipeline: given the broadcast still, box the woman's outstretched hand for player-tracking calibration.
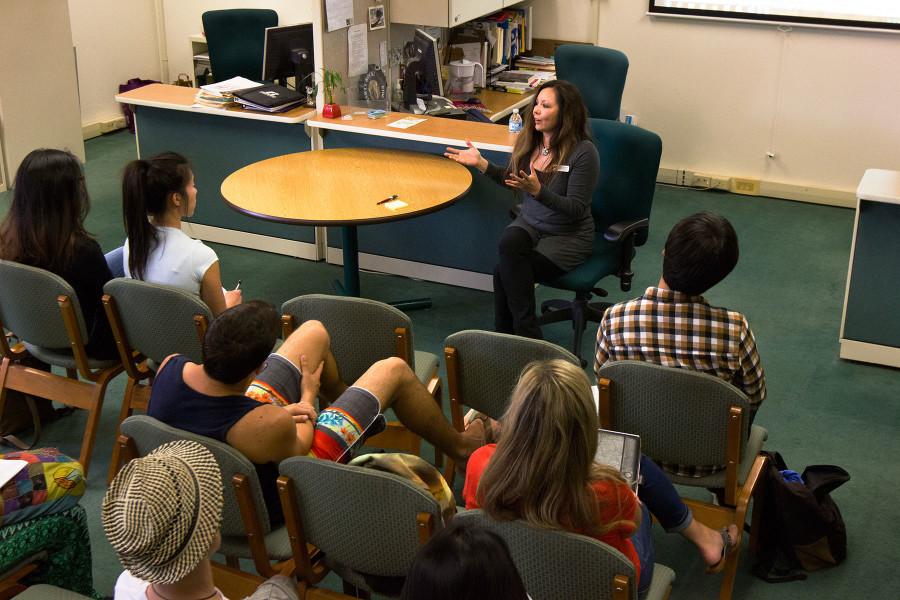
[505,169,541,196]
[445,140,488,173]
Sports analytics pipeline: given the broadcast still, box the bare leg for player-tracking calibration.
[352,357,484,462]
[275,319,347,402]
[681,520,738,567]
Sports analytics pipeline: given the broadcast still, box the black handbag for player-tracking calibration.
[753,451,849,582]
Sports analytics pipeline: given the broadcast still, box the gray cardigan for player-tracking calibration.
[485,139,600,271]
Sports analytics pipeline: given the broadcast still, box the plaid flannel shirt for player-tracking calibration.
[594,286,766,478]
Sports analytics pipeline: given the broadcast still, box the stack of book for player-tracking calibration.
[194,76,261,109]
[449,7,533,89]
[490,69,555,94]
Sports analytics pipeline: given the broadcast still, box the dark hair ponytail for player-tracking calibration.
[122,152,192,280]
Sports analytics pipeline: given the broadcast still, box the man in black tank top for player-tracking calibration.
[148,301,486,524]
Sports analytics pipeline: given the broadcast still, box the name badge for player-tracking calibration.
[557,165,570,172]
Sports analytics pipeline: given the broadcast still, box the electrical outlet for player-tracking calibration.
[730,177,761,195]
[689,172,728,189]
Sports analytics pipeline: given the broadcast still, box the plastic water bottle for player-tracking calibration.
[509,108,523,134]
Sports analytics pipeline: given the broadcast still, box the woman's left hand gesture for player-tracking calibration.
[505,170,541,196]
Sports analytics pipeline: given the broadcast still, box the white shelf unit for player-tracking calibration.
[189,33,211,87]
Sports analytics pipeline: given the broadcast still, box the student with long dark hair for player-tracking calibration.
[400,519,529,600]
[0,148,116,358]
[121,152,241,315]
[445,80,599,338]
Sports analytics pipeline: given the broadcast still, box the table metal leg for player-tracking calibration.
[334,224,431,310]
[334,225,361,296]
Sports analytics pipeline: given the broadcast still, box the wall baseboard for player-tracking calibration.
[82,117,127,140]
[657,167,855,208]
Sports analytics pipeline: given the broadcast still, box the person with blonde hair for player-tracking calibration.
[464,360,738,597]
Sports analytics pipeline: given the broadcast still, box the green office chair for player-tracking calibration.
[202,9,278,82]
[555,44,629,120]
[536,119,662,363]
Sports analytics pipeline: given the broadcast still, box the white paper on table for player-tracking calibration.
[348,24,368,77]
[387,117,427,130]
[200,76,260,94]
[0,460,28,488]
[383,199,408,211]
[326,0,354,32]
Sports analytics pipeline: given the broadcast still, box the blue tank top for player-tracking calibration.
[148,355,262,441]
[147,355,284,525]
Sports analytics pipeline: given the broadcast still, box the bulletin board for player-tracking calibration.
[321,0,391,110]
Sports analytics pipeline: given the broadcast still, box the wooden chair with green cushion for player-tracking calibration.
[455,509,675,600]
[0,260,123,477]
[116,415,309,589]
[442,329,579,484]
[281,294,443,465]
[536,119,662,364]
[596,360,769,600]
[101,278,212,483]
[202,9,278,82]
[277,456,443,598]
[555,44,629,120]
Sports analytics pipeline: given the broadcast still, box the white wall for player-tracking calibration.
[162,0,318,87]
[534,0,900,197]
[530,0,597,44]
[68,0,161,128]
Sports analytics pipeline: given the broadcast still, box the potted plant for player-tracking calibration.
[321,68,343,118]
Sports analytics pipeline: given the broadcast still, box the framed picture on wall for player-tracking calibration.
[368,5,385,30]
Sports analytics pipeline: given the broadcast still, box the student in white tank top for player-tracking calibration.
[122,152,241,316]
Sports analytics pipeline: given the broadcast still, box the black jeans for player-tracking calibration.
[494,226,565,339]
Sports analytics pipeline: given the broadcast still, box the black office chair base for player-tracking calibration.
[538,294,610,366]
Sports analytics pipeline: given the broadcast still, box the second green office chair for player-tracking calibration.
[202,9,278,83]
[536,118,662,363]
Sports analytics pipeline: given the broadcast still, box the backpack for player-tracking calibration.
[753,451,849,583]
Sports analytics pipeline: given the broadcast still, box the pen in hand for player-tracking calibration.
[377,194,399,205]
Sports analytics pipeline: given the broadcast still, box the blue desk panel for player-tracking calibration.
[322,130,517,274]
[135,107,314,242]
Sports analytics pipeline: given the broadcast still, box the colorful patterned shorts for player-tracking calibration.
[244,353,385,462]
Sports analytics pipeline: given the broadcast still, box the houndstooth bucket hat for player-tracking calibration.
[102,440,223,584]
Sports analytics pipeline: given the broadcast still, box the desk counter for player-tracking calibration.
[309,106,516,152]
[116,83,316,124]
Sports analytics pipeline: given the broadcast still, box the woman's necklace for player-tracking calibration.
[150,584,220,600]
[539,143,551,157]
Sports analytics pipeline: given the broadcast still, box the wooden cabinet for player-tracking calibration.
[391,0,503,27]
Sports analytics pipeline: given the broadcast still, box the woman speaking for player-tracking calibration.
[446,80,599,339]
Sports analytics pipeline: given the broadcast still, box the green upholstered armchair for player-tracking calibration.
[536,119,662,363]
[555,44,629,120]
[202,9,278,83]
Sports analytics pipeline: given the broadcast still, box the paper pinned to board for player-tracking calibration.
[326,0,354,32]
[348,24,368,77]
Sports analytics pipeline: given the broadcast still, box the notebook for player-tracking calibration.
[232,84,305,112]
[595,428,641,490]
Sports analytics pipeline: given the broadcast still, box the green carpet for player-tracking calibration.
[1,131,896,599]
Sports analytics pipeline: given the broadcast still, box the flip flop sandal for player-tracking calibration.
[464,409,498,444]
[707,526,738,574]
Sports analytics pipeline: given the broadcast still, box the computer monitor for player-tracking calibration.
[262,23,314,90]
[413,28,443,97]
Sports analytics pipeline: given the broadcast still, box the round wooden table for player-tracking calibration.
[221,147,473,305]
